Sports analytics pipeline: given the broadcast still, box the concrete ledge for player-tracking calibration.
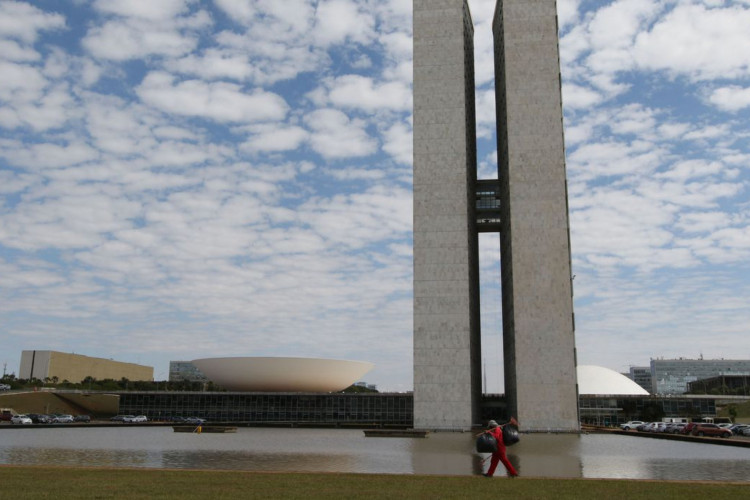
[611,429,750,448]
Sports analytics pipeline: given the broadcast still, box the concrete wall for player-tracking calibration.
[493,0,579,431]
[20,350,153,383]
[413,0,482,430]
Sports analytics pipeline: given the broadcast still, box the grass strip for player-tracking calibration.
[1,466,747,499]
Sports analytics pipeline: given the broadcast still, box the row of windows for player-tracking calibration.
[118,393,413,425]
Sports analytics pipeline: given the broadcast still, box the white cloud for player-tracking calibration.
[381,120,412,166]
[0,60,47,101]
[326,74,411,112]
[557,0,581,31]
[305,108,377,159]
[313,0,375,47]
[92,0,195,21]
[83,18,204,61]
[0,0,65,42]
[633,3,750,81]
[0,39,40,61]
[213,0,314,36]
[136,71,289,123]
[241,124,308,153]
[562,83,602,110]
[300,184,411,249]
[707,85,750,112]
[675,211,733,234]
[167,49,255,81]
[0,140,99,169]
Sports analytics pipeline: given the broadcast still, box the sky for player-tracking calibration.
[1,0,749,393]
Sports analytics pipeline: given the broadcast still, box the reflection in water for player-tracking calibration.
[0,427,748,481]
[578,434,750,482]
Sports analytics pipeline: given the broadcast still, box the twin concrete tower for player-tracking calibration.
[413,0,579,431]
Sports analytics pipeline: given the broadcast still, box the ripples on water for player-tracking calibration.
[0,427,748,481]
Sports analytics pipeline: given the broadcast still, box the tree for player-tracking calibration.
[728,405,738,421]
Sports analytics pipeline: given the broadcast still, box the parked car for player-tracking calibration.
[666,423,686,434]
[680,422,701,435]
[638,422,663,433]
[11,414,32,425]
[728,424,748,435]
[110,415,133,422]
[73,415,91,423]
[53,414,74,423]
[741,427,750,437]
[620,421,644,431]
[0,383,11,391]
[182,417,205,425]
[27,413,52,424]
[125,415,148,423]
[691,423,732,438]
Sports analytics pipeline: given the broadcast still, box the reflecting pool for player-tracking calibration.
[0,427,748,481]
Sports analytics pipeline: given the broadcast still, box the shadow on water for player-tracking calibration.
[0,427,748,481]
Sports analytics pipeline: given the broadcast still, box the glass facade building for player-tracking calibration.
[650,359,750,395]
[628,366,652,394]
[118,392,413,426]
[168,361,208,383]
[115,392,721,429]
[579,396,717,427]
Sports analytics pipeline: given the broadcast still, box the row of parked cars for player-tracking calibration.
[109,415,205,424]
[10,413,91,424]
[620,420,750,438]
[110,414,149,423]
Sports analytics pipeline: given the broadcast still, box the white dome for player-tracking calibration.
[191,357,374,392]
[577,365,649,396]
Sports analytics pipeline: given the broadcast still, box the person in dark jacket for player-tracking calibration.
[479,417,519,477]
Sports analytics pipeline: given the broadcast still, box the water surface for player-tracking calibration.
[1,427,748,481]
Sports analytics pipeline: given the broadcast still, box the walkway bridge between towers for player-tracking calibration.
[476,179,501,233]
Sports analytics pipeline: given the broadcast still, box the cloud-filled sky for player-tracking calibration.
[1,0,749,392]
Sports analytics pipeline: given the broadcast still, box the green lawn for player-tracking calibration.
[1,466,747,499]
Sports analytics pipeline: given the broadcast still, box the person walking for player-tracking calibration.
[479,418,519,478]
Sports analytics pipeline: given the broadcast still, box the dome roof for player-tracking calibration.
[191,357,374,392]
[577,365,649,396]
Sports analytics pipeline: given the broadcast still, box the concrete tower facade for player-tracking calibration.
[412,0,482,430]
[493,0,578,431]
[413,0,578,431]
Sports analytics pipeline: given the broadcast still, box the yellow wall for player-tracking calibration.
[48,352,153,382]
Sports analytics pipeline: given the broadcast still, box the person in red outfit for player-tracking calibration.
[479,417,519,477]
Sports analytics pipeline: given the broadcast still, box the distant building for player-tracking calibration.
[19,350,153,383]
[168,361,208,383]
[576,365,718,426]
[687,374,750,396]
[628,366,652,394]
[651,358,750,395]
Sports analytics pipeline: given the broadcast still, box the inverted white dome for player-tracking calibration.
[191,357,374,392]
[577,365,649,396]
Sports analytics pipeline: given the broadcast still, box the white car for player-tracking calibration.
[123,415,148,423]
[11,415,32,425]
[620,421,644,431]
[53,414,74,423]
